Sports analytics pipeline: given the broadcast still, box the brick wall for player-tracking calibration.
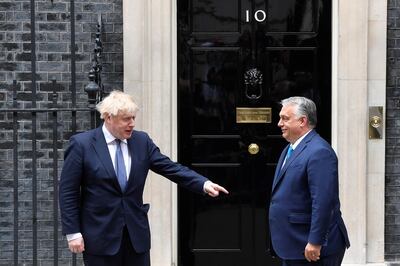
[0,0,123,265]
[387,0,400,262]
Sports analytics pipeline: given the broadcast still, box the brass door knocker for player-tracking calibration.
[244,68,263,100]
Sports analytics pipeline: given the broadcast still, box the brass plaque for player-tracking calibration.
[236,107,272,123]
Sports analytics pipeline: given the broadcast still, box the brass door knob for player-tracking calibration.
[248,143,259,155]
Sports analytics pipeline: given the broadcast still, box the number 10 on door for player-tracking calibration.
[245,10,267,22]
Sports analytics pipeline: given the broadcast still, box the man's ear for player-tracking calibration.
[300,116,308,127]
[104,113,112,122]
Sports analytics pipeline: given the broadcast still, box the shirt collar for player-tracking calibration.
[291,129,312,150]
[102,124,128,144]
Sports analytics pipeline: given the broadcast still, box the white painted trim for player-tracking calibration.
[366,0,387,262]
[331,0,338,152]
[170,0,178,265]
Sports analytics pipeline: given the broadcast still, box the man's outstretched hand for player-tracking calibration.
[204,181,229,197]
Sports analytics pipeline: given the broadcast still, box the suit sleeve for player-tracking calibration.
[307,147,338,245]
[145,134,208,194]
[59,136,83,235]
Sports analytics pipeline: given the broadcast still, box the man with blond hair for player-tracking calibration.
[59,90,228,266]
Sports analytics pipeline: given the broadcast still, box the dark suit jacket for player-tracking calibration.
[59,126,208,255]
[269,130,350,260]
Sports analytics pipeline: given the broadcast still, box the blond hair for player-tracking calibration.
[96,90,139,119]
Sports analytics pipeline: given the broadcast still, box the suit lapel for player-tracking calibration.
[272,145,289,189]
[126,132,136,189]
[92,126,120,189]
[272,130,317,193]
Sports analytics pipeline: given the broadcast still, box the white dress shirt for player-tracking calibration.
[291,129,312,150]
[102,124,131,177]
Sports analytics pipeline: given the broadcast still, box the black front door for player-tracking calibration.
[177,1,331,265]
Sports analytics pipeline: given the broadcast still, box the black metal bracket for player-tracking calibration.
[85,14,104,107]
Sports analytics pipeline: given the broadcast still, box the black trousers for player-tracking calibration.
[83,227,150,266]
[282,249,346,266]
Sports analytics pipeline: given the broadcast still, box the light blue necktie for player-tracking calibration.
[286,146,294,160]
[115,139,127,192]
[282,146,294,168]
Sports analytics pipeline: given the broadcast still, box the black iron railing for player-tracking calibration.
[0,13,105,266]
[0,80,99,266]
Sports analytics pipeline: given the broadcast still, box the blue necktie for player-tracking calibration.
[115,139,127,192]
[286,146,294,160]
[282,146,294,168]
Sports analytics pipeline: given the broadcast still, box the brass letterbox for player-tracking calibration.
[236,107,272,123]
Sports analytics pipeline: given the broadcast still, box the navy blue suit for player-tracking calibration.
[269,130,350,261]
[59,126,208,256]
